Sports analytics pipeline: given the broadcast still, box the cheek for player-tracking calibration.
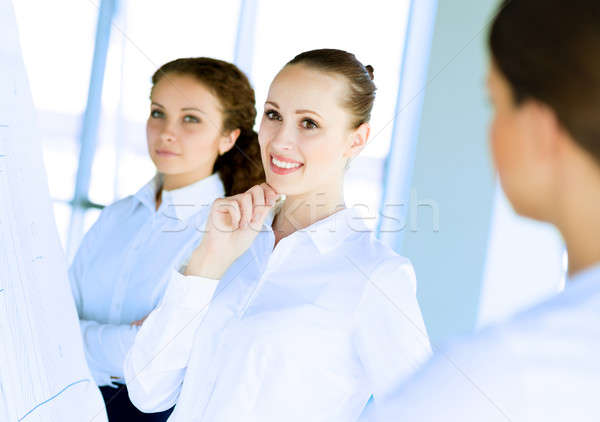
[489,116,504,170]
[302,132,344,175]
[257,122,271,155]
[490,113,517,178]
[180,125,218,154]
[146,119,159,146]
[490,112,535,214]
[257,121,282,168]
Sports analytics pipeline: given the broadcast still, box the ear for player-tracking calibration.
[219,128,241,155]
[344,122,370,159]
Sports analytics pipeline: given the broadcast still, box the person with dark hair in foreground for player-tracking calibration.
[380,1,600,420]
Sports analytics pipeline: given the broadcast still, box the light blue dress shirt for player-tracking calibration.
[379,263,600,421]
[125,206,432,421]
[69,173,224,387]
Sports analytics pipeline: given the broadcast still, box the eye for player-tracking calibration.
[301,118,318,129]
[183,115,200,123]
[265,109,282,121]
[150,109,164,118]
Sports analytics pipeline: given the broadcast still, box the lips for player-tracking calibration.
[270,153,304,175]
[156,149,180,157]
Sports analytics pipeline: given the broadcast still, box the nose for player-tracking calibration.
[159,121,176,143]
[269,121,295,151]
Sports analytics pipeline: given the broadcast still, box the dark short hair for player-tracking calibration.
[489,0,600,162]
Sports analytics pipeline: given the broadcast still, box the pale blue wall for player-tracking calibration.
[397,0,501,345]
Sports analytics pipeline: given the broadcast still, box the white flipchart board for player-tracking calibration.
[0,1,108,420]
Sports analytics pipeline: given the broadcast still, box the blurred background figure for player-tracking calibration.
[381,0,600,420]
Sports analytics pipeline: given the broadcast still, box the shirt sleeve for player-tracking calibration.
[376,327,523,422]
[124,269,219,413]
[78,320,139,385]
[68,208,137,386]
[68,207,108,315]
[353,257,432,413]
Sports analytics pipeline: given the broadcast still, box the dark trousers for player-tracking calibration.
[100,383,174,422]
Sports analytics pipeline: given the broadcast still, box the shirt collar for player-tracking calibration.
[264,205,371,254]
[161,173,225,221]
[133,173,225,221]
[133,173,162,212]
[553,261,600,307]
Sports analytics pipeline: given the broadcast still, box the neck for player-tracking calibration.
[272,186,345,244]
[560,200,600,278]
[156,168,214,212]
[554,150,600,278]
[161,168,214,192]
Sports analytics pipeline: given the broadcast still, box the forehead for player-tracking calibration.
[267,64,348,115]
[151,73,222,111]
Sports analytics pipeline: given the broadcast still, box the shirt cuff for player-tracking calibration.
[161,269,220,310]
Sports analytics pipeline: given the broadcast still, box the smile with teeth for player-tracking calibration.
[271,156,303,169]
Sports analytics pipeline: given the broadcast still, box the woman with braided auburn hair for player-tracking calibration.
[69,57,263,421]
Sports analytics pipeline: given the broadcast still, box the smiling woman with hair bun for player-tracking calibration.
[124,49,431,422]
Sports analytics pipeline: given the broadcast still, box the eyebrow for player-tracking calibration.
[265,101,322,119]
[151,102,207,115]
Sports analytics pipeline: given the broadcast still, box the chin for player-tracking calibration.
[155,164,185,176]
[265,175,304,196]
[505,189,547,222]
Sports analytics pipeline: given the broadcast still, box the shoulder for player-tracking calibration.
[344,232,414,281]
[94,195,140,225]
[381,324,520,421]
[78,195,140,245]
[428,284,600,384]
[427,294,582,394]
[101,194,139,217]
[343,233,418,312]
[492,284,600,362]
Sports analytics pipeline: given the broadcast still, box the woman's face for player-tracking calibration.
[487,62,555,219]
[147,73,235,185]
[258,64,367,196]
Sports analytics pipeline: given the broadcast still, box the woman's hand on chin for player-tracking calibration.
[185,183,280,279]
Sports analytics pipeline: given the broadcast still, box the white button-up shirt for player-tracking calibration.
[379,263,600,421]
[124,207,432,421]
[69,173,224,387]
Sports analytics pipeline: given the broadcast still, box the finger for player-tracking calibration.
[250,200,274,231]
[261,183,279,206]
[225,200,242,230]
[213,199,241,231]
[249,185,266,209]
[249,186,270,227]
[237,193,254,228]
[248,186,266,225]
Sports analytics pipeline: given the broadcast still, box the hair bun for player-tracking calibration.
[365,65,374,81]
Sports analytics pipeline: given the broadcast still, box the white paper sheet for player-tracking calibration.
[0,1,108,420]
